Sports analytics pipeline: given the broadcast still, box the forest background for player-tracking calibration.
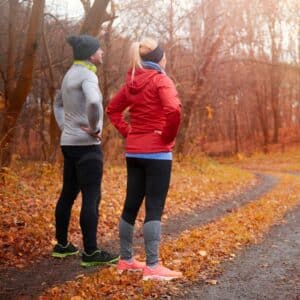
[0,0,299,168]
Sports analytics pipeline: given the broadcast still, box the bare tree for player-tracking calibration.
[0,0,45,168]
[80,0,111,35]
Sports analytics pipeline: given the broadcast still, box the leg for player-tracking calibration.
[76,147,103,254]
[55,147,80,246]
[80,183,100,253]
[119,158,146,260]
[143,159,172,266]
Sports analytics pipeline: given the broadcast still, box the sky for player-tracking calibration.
[45,0,298,63]
[46,0,86,19]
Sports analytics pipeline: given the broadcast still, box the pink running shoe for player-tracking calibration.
[117,258,145,274]
[143,264,183,281]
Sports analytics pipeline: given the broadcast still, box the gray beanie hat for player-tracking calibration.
[66,35,100,60]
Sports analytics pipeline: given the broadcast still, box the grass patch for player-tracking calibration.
[221,149,300,172]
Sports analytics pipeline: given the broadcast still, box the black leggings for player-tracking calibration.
[122,157,172,225]
[55,145,103,253]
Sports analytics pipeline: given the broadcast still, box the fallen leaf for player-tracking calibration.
[71,296,83,300]
[206,279,218,285]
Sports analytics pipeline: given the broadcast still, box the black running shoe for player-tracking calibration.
[52,242,79,258]
[80,249,119,267]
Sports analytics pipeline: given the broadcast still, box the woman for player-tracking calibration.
[107,38,182,280]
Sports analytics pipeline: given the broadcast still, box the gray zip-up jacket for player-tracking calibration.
[54,63,103,146]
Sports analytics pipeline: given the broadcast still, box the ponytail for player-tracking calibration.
[130,42,142,80]
[129,38,159,80]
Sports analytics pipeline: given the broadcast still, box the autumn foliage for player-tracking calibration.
[0,157,253,269]
[0,0,300,298]
[41,172,300,299]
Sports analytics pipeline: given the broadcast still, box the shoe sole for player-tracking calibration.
[80,256,119,267]
[52,251,79,258]
[117,268,143,274]
[143,275,182,281]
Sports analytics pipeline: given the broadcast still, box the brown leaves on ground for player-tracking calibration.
[0,157,253,268]
[41,173,300,299]
[223,149,300,173]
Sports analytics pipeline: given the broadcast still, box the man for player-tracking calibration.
[52,34,118,267]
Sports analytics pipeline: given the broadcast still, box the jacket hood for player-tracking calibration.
[125,68,159,95]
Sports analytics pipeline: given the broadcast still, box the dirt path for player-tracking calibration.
[183,204,300,300]
[162,173,278,236]
[0,173,278,299]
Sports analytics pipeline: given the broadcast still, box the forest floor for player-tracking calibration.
[0,152,300,299]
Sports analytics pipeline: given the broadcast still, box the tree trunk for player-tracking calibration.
[256,92,269,151]
[80,0,91,17]
[270,66,280,143]
[167,0,175,77]
[39,92,48,161]
[80,0,111,35]
[176,88,208,154]
[100,1,115,105]
[42,23,59,161]
[6,0,18,100]
[271,98,280,143]
[176,99,194,154]
[233,110,239,154]
[0,0,45,168]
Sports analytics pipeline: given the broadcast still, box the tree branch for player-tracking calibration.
[44,13,68,34]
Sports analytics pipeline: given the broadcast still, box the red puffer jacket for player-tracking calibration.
[106,68,182,153]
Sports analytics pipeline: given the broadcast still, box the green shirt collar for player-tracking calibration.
[73,60,97,73]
